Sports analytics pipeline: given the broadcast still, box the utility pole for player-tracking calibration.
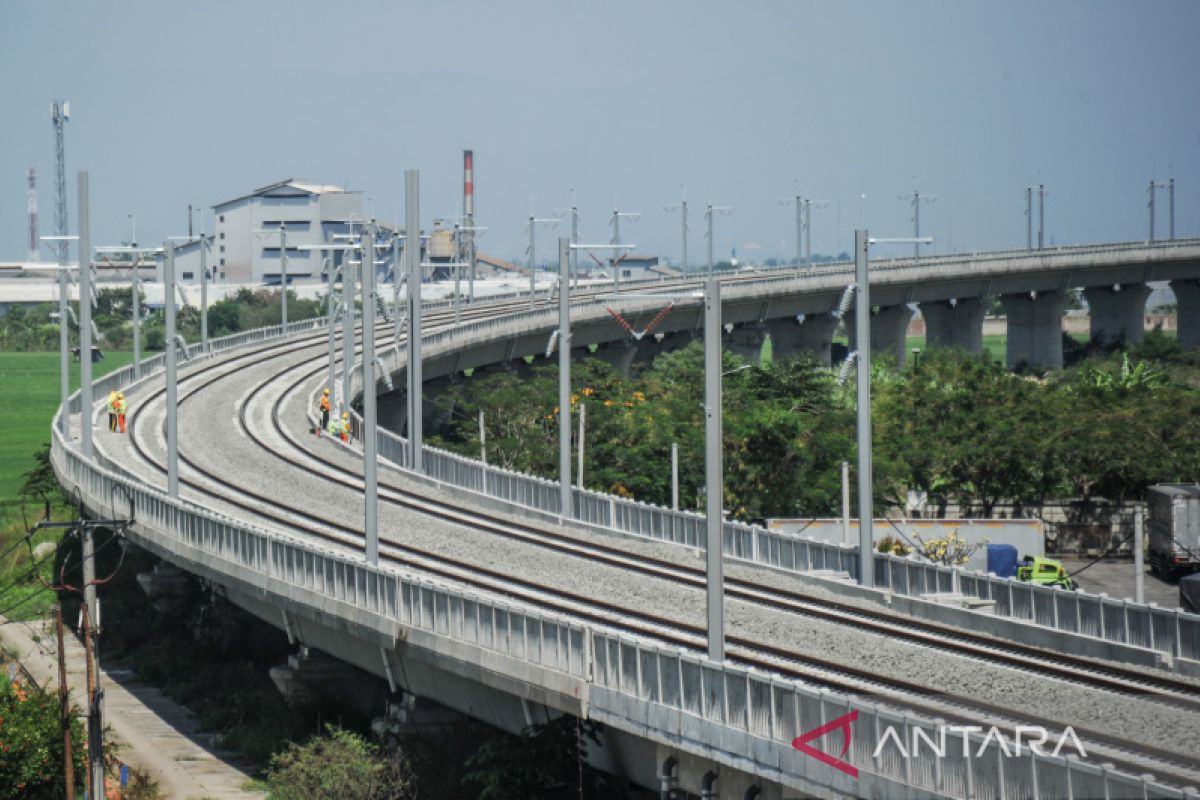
[253,226,289,327]
[165,241,179,498]
[854,229,873,587]
[78,172,93,460]
[1148,178,1175,243]
[570,193,580,287]
[557,237,572,519]
[1025,186,1033,251]
[199,216,209,353]
[609,206,641,292]
[362,225,379,564]
[577,403,586,490]
[526,212,559,308]
[664,188,688,274]
[803,198,829,269]
[898,189,937,258]
[705,203,733,276]
[671,442,679,511]
[342,246,355,415]
[406,170,423,473]
[55,604,75,800]
[704,274,724,661]
[1038,184,1046,250]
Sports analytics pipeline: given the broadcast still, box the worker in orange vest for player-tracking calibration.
[108,391,118,432]
[338,411,351,443]
[115,392,128,434]
[317,388,331,436]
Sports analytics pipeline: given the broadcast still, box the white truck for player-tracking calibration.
[1148,483,1200,579]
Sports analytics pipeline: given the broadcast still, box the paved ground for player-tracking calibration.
[0,615,265,800]
[1060,557,1181,609]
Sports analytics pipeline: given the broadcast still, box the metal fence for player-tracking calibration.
[53,313,1192,799]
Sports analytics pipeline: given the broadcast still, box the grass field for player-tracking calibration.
[0,350,134,509]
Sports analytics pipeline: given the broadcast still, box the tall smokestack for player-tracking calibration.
[27,168,38,262]
[463,150,474,218]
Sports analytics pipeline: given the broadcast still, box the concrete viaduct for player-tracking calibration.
[50,237,1200,800]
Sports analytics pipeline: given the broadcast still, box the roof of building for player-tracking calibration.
[475,252,526,274]
[214,179,357,209]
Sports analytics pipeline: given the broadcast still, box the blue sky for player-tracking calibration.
[2,0,1197,265]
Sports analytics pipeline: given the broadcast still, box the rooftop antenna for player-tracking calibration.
[898,180,937,258]
[50,100,70,265]
[609,199,641,292]
[664,185,689,274]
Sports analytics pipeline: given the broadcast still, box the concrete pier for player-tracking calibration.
[1083,284,1151,345]
[764,314,838,365]
[1171,278,1200,349]
[845,304,915,367]
[921,297,985,353]
[1001,290,1066,370]
[724,324,767,362]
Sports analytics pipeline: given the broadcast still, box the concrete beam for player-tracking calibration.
[1083,284,1151,345]
[1001,290,1066,370]
[921,297,985,353]
[1171,278,1200,349]
[764,314,838,365]
[845,304,915,367]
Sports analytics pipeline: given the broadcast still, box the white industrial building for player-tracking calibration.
[170,179,391,286]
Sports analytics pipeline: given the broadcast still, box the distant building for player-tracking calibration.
[610,255,675,281]
[172,179,379,285]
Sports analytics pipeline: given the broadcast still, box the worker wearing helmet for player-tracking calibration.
[116,392,128,434]
[317,388,331,437]
[108,391,118,432]
[339,411,351,443]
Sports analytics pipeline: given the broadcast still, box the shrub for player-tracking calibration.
[0,672,85,799]
[265,725,414,800]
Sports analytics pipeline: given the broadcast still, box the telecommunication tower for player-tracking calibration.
[27,168,38,262]
[51,100,70,263]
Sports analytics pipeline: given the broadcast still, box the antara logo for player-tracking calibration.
[791,710,859,778]
[790,712,1089,779]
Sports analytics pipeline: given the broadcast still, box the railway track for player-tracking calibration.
[102,306,1200,787]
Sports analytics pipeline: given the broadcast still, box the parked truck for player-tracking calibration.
[1148,483,1200,579]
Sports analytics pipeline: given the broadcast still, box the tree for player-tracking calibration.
[0,672,85,800]
[265,725,414,800]
[461,716,622,800]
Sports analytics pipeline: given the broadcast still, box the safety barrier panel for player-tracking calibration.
[588,630,1188,799]
[54,308,1193,799]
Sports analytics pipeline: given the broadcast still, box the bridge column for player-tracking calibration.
[764,314,838,365]
[633,330,696,367]
[591,340,638,376]
[724,324,766,363]
[1083,284,1151,345]
[1001,290,1066,370]
[845,304,915,367]
[1171,279,1200,349]
[921,298,985,353]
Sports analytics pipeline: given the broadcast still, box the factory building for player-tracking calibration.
[171,179,387,285]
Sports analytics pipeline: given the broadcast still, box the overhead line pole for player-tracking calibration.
[78,172,93,460]
[165,241,179,499]
[406,170,423,473]
[704,274,724,661]
[362,225,379,564]
[558,237,572,519]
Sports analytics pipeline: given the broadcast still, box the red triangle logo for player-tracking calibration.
[791,709,859,778]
